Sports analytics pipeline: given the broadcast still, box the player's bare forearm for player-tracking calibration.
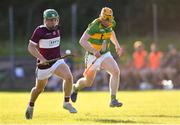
[79,32,97,54]
[28,42,46,61]
[110,31,120,48]
[110,31,123,57]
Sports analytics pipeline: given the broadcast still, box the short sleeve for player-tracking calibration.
[112,19,116,29]
[29,27,42,45]
[85,20,98,35]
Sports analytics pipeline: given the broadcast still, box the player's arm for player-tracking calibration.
[28,42,47,63]
[110,31,123,57]
[79,32,101,58]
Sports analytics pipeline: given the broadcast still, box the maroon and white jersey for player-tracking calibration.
[29,25,61,69]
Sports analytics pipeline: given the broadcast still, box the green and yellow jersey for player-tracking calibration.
[85,18,116,54]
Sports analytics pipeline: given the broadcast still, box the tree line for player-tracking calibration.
[0,0,179,41]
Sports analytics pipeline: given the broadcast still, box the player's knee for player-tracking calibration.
[112,68,120,77]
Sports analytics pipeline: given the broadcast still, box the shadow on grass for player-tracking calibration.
[76,114,180,124]
[77,118,150,124]
[94,118,136,123]
[126,114,180,118]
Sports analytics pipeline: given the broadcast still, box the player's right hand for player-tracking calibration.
[93,50,101,58]
[38,58,48,65]
[116,47,124,57]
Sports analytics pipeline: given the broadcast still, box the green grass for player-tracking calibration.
[0,91,180,124]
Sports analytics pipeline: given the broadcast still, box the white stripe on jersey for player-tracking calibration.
[29,40,38,45]
[39,37,60,49]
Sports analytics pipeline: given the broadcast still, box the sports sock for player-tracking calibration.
[73,85,79,93]
[111,95,116,101]
[74,78,87,92]
[29,102,34,107]
[64,96,70,102]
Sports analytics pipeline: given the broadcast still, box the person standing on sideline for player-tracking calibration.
[132,41,148,86]
[25,9,77,119]
[148,43,163,86]
[71,7,123,107]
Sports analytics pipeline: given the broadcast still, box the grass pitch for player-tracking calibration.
[0,90,180,125]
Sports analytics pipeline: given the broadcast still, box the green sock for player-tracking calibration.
[111,95,116,101]
[73,85,79,93]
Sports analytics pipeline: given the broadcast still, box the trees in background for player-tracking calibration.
[0,0,180,41]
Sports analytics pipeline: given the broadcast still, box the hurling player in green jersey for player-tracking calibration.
[71,7,123,107]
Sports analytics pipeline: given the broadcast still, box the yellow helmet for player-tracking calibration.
[99,7,114,21]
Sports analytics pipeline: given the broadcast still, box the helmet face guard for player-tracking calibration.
[99,7,114,22]
[43,9,59,19]
[43,9,59,30]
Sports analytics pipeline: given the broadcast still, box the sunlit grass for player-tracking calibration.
[0,91,180,124]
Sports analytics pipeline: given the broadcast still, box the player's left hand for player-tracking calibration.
[116,46,124,57]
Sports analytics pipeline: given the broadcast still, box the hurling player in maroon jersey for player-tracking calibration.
[25,9,77,119]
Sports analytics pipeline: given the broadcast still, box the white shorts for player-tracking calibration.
[85,51,113,71]
[36,59,65,80]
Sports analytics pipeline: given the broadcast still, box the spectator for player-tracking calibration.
[148,43,163,87]
[132,41,149,89]
[161,44,180,87]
